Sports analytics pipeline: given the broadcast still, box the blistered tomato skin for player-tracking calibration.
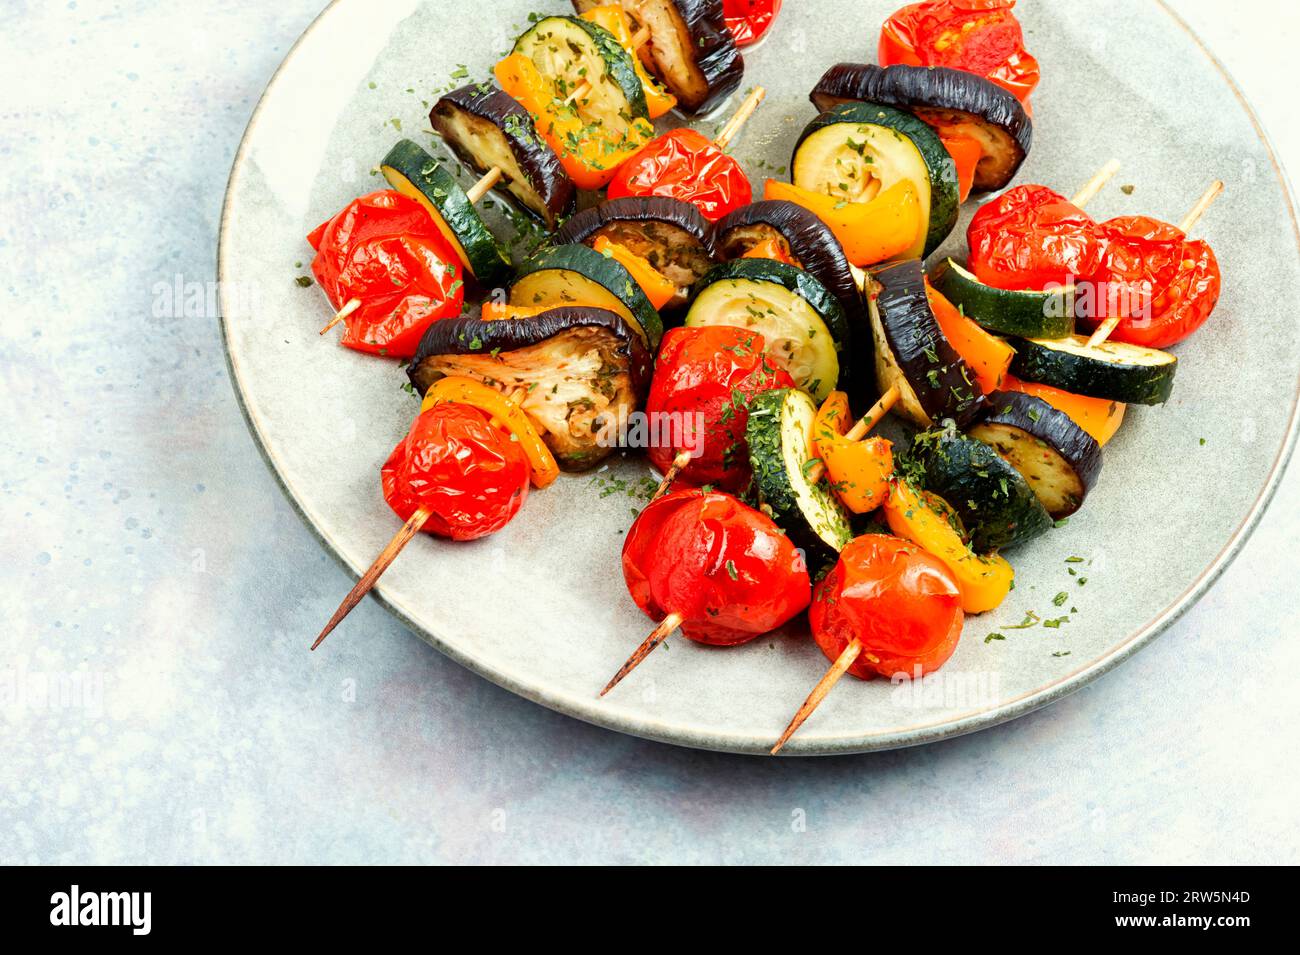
[809,534,964,679]
[622,490,811,645]
[645,326,795,491]
[967,184,1103,291]
[607,129,753,223]
[724,0,782,46]
[381,404,531,541]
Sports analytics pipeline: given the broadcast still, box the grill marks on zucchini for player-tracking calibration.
[747,388,853,561]
[684,259,849,402]
[379,139,512,289]
[1010,334,1178,405]
[793,102,959,259]
[509,243,664,348]
[869,259,983,428]
[929,257,1074,340]
[430,83,575,229]
[970,392,1103,518]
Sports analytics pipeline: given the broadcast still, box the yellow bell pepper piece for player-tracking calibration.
[578,5,677,119]
[811,391,893,514]
[764,178,922,266]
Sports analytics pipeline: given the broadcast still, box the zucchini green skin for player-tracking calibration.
[1010,335,1177,405]
[795,102,959,258]
[513,16,649,120]
[911,425,1053,552]
[509,243,663,347]
[929,257,1073,340]
[690,258,852,351]
[747,388,853,563]
[379,140,512,289]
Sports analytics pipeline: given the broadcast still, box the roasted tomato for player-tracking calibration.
[967,184,1103,291]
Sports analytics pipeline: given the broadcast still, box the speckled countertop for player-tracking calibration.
[2,0,1296,864]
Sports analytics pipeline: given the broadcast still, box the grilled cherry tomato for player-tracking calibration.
[879,0,1041,107]
[608,128,752,222]
[725,0,782,46]
[622,489,811,645]
[967,184,1103,291]
[809,534,964,679]
[646,326,795,491]
[307,190,464,357]
[381,403,530,541]
[1086,215,1222,349]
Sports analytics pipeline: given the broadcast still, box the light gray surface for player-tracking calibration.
[2,0,1297,862]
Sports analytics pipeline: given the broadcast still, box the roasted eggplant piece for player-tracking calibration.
[408,306,653,471]
[868,259,983,428]
[970,391,1103,519]
[508,243,664,347]
[810,63,1032,192]
[572,0,743,115]
[379,139,512,289]
[910,422,1053,552]
[554,197,715,309]
[430,83,575,229]
[713,200,866,332]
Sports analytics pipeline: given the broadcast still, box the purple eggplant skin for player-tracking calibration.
[713,200,866,333]
[810,63,1032,192]
[408,306,655,471]
[554,197,716,308]
[572,0,743,115]
[430,83,575,229]
[974,390,1103,518]
[872,258,984,427]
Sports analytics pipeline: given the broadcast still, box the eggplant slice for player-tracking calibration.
[714,200,866,333]
[868,259,983,428]
[572,0,743,115]
[554,197,716,310]
[970,391,1103,519]
[810,63,1032,192]
[430,83,575,229]
[408,306,653,471]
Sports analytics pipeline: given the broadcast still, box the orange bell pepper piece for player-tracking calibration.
[884,479,1014,613]
[478,303,556,321]
[925,282,1014,394]
[764,178,922,266]
[591,235,675,310]
[740,236,796,265]
[495,53,653,191]
[578,5,677,119]
[811,391,893,514]
[420,375,560,488]
[1003,375,1126,446]
[938,133,982,202]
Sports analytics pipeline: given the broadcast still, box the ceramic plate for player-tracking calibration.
[219,0,1300,754]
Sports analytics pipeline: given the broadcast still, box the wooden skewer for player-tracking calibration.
[1069,158,1121,208]
[770,639,865,754]
[1085,179,1224,349]
[311,508,431,650]
[652,449,692,501]
[600,612,683,696]
[466,166,503,204]
[804,385,899,486]
[564,27,652,106]
[713,86,766,151]
[319,297,360,335]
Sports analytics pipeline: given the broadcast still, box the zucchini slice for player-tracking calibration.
[929,257,1074,340]
[407,306,653,472]
[684,259,849,402]
[793,102,959,259]
[810,63,1032,192]
[910,424,1053,552]
[508,243,663,347]
[513,15,648,132]
[430,83,575,229]
[747,387,853,561]
[1010,334,1177,405]
[868,259,983,428]
[572,0,744,115]
[379,139,512,289]
[554,196,716,310]
[713,200,866,334]
[970,391,1103,519]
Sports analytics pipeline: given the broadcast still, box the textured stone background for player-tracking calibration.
[1,0,1296,863]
